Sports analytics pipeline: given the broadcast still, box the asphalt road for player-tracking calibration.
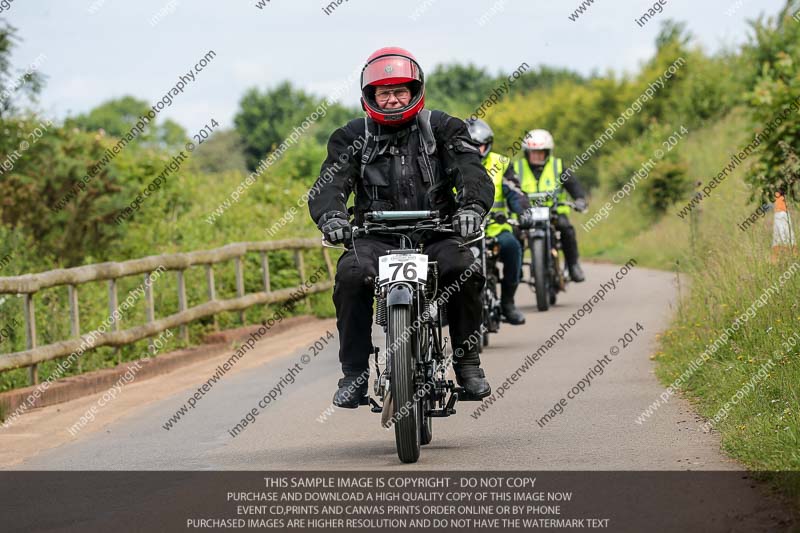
[7,262,797,531]
[11,263,745,471]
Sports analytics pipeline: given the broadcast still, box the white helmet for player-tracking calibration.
[522,129,554,151]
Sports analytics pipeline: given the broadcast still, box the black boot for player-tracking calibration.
[558,215,584,282]
[453,350,491,399]
[454,366,491,399]
[568,262,586,283]
[500,283,526,325]
[332,368,369,408]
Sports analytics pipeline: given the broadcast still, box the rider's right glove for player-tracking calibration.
[574,198,588,213]
[518,210,535,230]
[319,211,352,244]
[453,205,484,238]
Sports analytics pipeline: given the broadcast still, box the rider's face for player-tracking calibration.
[479,144,489,157]
[375,84,412,110]
[527,150,548,165]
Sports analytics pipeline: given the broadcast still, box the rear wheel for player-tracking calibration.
[531,239,550,311]
[480,287,492,350]
[388,304,420,463]
[550,250,562,305]
[420,396,433,445]
[487,273,501,334]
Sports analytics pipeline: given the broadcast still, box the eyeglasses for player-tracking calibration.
[375,87,411,102]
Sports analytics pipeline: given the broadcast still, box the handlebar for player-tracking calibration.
[355,210,454,237]
[364,210,438,222]
[352,222,455,239]
[524,195,587,213]
[322,210,456,248]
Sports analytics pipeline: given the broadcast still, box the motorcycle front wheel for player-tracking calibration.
[388,304,420,463]
[531,239,550,311]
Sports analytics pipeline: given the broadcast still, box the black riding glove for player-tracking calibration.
[453,206,484,238]
[518,210,534,230]
[319,211,352,244]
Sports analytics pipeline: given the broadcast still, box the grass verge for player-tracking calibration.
[584,110,800,503]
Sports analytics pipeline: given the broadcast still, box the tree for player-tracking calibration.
[234,81,355,171]
[159,118,188,147]
[234,82,317,171]
[0,20,45,119]
[745,7,800,201]
[191,129,248,174]
[0,118,168,266]
[425,63,497,115]
[655,20,692,49]
[68,96,188,149]
[506,66,585,95]
[70,96,149,138]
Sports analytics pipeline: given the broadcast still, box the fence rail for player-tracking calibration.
[0,239,336,384]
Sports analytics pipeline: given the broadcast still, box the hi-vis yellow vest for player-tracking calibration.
[484,152,513,237]
[515,157,570,215]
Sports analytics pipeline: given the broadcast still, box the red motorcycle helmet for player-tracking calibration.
[361,47,425,125]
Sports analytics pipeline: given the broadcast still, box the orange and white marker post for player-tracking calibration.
[772,192,796,261]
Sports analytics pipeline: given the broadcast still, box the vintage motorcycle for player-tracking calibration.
[328,210,482,463]
[521,191,578,311]
[467,215,503,351]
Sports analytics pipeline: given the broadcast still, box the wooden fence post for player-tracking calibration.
[68,285,81,372]
[23,293,37,385]
[235,256,245,324]
[145,272,155,354]
[176,270,188,343]
[322,248,335,281]
[260,252,270,293]
[108,279,120,364]
[205,264,218,331]
[294,250,311,312]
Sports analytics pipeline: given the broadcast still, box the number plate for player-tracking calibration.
[378,254,428,285]
[531,207,550,221]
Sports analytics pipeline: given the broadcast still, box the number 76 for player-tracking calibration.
[389,262,417,281]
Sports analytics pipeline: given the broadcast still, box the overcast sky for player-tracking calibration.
[2,0,787,134]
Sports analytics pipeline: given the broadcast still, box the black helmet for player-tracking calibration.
[466,118,493,157]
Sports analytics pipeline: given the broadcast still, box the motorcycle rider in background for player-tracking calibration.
[308,47,495,408]
[516,129,588,282]
[466,118,532,325]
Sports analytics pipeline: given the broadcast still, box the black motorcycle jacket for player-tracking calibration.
[309,110,494,227]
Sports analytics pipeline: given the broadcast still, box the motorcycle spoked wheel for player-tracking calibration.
[531,239,550,311]
[419,395,433,445]
[388,304,420,463]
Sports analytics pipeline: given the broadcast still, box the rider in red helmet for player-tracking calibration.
[309,47,495,408]
[360,47,426,126]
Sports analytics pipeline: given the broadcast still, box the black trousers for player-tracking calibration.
[333,236,485,374]
[556,214,580,268]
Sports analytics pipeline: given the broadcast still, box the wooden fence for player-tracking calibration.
[0,239,335,385]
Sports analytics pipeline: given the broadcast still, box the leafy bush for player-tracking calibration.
[745,9,800,202]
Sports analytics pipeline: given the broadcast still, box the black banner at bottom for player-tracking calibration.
[2,471,796,532]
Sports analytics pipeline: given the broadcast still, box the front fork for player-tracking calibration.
[370,277,458,417]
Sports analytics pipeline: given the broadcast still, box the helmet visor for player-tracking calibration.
[362,54,422,88]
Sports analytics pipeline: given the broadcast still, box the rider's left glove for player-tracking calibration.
[574,198,588,213]
[453,205,484,238]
